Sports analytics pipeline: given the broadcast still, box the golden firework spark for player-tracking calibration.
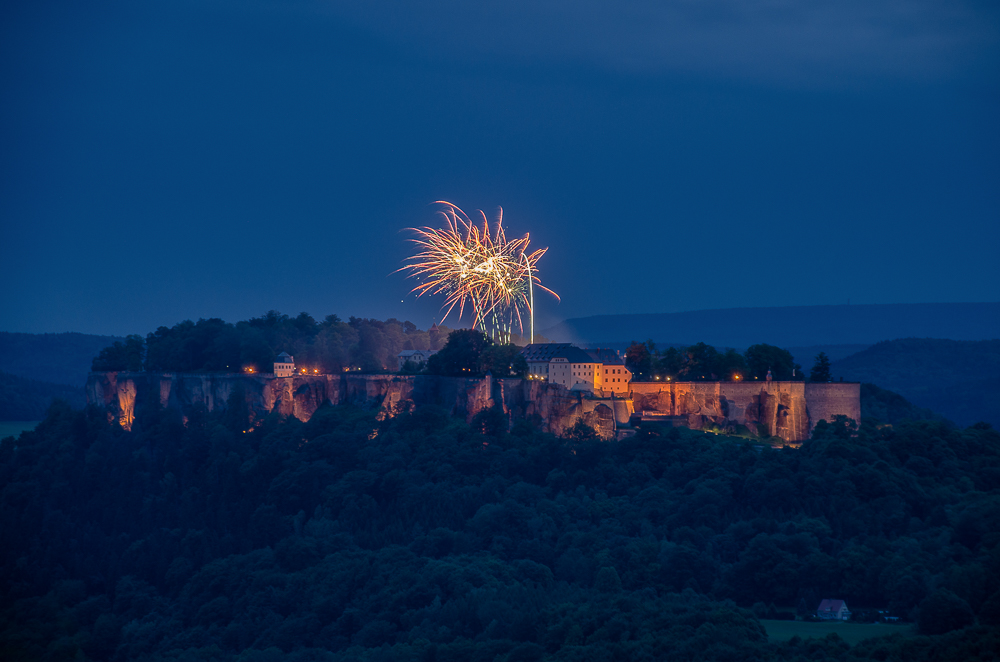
[400,201,558,342]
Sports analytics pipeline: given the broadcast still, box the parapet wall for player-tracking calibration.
[630,380,858,439]
[804,382,862,432]
[86,372,860,442]
[86,372,629,439]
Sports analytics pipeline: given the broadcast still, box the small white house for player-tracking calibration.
[397,349,437,371]
[817,599,851,621]
[274,352,295,377]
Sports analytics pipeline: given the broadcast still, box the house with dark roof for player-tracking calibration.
[274,352,295,377]
[397,349,437,371]
[817,599,851,621]
[521,343,632,394]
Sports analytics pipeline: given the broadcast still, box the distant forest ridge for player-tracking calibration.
[0,332,120,387]
[541,302,1000,348]
[831,338,1000,428]
[4,313,999,426]
[0,371,86,420]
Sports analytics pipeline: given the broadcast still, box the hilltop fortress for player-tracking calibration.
[87,370,859,443]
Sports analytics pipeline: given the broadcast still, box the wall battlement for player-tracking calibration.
[87,372,859,442]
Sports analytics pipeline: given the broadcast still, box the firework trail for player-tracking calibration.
[400,201,558,342]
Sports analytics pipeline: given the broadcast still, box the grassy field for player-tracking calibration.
[0,421,40,438]
[761,620,916,645]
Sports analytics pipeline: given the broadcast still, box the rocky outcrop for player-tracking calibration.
[86,372,859,442]
[85,372,632,439]
[630,381,855,440]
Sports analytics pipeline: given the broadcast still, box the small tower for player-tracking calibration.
[274,352,295,377]
[428,322,441,350]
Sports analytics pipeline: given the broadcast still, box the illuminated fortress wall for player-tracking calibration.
[86,372,626,439]
[629,381,859,439]
[87,372,859,442]
[803,383,863,434]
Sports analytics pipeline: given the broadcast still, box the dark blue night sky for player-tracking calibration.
[3,0,998,335]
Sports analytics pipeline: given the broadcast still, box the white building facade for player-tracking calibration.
[397,349,438,371]
[521,343,632,394]
[274,352,295,377]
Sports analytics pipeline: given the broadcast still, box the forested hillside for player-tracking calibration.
[860,383,947,426]
[0,332,119,386]
[0,371,86,421]
[2,400,999,661]
[832,339,1000,427]
[541,303,1000,348]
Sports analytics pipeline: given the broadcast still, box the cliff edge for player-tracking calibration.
[86,372,859,442]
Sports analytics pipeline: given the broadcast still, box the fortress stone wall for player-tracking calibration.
[804,383,863,433]
[629,381,859,439]
[86,372,630,439]
[87,372,859,442]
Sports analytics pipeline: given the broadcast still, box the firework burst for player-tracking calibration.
[400,201,558,342]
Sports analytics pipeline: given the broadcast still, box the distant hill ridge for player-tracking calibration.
[541,302,1000,348]
[831,338,1000,427]
[0,371,86,421]
[0,332,120,387]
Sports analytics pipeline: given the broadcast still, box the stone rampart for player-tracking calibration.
[804,382,862,431]
[86,372,859,442]
[629,380,856,439]
[86,372,630,439]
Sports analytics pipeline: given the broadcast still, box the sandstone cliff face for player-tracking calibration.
[86,372,858,442]
[630,381,840,441]
[85,372,624,439]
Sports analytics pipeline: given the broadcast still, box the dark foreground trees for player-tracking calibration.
[1,399,999,660]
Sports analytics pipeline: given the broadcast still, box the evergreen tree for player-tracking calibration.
[810,351,832,382]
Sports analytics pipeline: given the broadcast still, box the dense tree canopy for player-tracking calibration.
[0,371,85,420]
[625,341,797,382]
[86,335,146,373]
[744,343,801,381]
[426,329,528,378]
[90,313,453,374]
[2,394,999,660]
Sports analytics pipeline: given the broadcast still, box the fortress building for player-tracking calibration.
[522,343,632,395]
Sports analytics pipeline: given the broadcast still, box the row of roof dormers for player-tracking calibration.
[520,343,625,366]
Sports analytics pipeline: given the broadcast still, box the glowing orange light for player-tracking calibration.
[399,201,559,340]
